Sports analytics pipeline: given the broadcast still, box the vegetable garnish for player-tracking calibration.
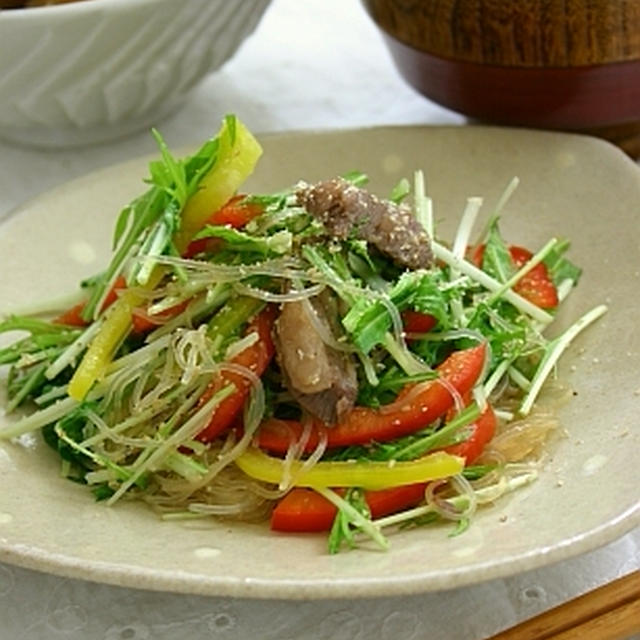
[0,116,606,554]
[234,447,464,490]
[67,116,262,401]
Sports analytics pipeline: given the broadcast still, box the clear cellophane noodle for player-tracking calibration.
[83,257,574,524]
[112,375,571,525]
[488,379,573,462]
[423,379,573,520]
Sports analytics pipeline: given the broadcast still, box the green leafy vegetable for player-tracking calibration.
[481,220,515,283]
[543,238,582,286]
[84,125,230,320]
[342,271,449,352]
[328,487,372,553]
[389,178,410,204]
[194,225,292,257]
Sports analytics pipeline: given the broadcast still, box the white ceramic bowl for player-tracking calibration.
[0,0,271,147]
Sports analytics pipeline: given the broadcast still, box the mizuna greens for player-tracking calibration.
[0,116,606,553]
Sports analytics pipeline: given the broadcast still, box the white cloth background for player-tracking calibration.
[0,1,638,638]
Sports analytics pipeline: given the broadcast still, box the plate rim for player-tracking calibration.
[0,501,638,599]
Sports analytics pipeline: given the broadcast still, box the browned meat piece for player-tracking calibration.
[297,177,433,270]
[274,296,357,425]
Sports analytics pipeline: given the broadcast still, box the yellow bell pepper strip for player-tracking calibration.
[234,446,464,491]
[67,118,263,401]
[270,404,497,532]
[68,275,163,400]
[175,117,263,253]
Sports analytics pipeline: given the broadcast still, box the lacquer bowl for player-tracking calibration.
[363,0,640,156]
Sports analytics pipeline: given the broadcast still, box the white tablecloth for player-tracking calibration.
[0,1,638,638]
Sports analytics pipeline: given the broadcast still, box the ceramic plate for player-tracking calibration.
[0,126,638,599]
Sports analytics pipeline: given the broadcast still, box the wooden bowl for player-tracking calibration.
[363,0,640,156]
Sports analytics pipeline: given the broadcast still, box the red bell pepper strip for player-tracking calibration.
[196,304,277,443]
[137,195,264,326]
[183,195,263,258]
[54,303,91,328]
[270,403,496,533]
[207,194,263,227]
[471,244,558,309]
[402,310,437,335]
[130,299,191,334]
[508,246,558,309]
[271,483,428,532]
[443,403,497,464]
[53,276,127,327]
[256,343,487,454]
[271,488,339,532]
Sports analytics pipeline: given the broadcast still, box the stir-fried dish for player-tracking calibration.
[0,117,606,552]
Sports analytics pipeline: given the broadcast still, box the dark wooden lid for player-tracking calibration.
[363,0,640,67]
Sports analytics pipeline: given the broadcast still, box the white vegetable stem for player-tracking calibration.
[452,197,484,273]
[373,469,538,530]
[432,242,554,325]
[494,177,520,216]
[450,197,483,325]
[0,396,78,439]
[317,487,390,551]
[414,170,433,238]
[474,176,520,245]
[106,384,235,505]
[382,332,431,376]
[519,304,608,415]
[486,237,558,307]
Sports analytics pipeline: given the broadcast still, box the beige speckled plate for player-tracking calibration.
[0,126,638,599]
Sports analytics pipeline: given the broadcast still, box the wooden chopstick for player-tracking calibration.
[486,570,640,640]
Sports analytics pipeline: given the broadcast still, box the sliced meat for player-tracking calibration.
[297,177,433,270]
[274,296,357,425]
